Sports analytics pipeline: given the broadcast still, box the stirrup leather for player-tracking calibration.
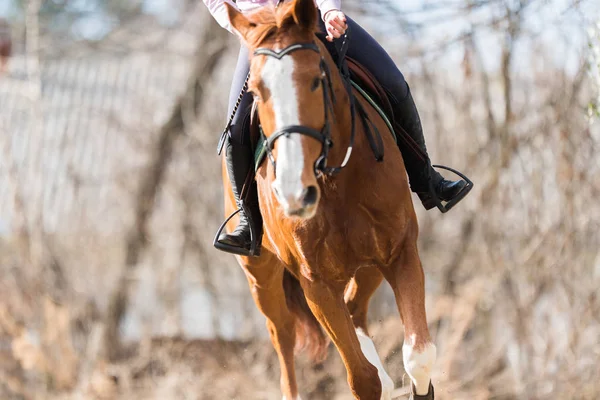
[428,164,474,213]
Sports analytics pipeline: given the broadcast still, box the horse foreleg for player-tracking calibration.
[302,277,381,400]
[242,260,300,400]
[345,268,394,400]
[345,267,383,334]
[381,244,436,400]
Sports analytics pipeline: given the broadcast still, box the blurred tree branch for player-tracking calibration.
[101,12,229,361]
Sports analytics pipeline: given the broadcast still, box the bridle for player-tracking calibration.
[213,35,354,257]
[253,36,356,177]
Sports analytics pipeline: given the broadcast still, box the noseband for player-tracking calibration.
[253,41,354,177]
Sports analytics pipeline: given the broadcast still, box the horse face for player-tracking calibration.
[226,0,325,219]
[251,51,325,219]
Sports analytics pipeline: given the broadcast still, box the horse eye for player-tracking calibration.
[311,77,321,92]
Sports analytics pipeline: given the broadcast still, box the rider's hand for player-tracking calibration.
[323,10,347,42]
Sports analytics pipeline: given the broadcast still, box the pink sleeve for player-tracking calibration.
[316,0,342,19]
[203,0,239,33]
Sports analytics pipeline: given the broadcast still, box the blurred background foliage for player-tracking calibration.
[0,0,599,399]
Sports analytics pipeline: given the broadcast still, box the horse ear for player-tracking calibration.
[225,3,255,41]
[292,0,317,30]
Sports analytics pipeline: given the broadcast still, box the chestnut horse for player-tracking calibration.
[221,1,435,399]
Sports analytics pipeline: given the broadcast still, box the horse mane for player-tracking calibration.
[243,2,318,49]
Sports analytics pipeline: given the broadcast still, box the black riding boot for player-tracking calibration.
[394,87,469,211]
[214,140,262,256]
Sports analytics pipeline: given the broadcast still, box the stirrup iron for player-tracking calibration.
[213,203,261,257]
[428,164,474,213]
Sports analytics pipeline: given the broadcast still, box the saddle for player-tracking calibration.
[345,57,395,129]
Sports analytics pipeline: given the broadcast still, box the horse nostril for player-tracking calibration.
[302,185,319,207]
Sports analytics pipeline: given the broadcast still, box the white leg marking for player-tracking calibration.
[282,397,302,400]
[403,335,436,396]
[356,328,394,400]
[261,55,305,212]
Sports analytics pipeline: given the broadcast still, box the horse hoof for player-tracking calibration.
[411,383,434,400]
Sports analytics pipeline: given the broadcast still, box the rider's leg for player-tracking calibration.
[214,45,262,256]
[317,16,468,211]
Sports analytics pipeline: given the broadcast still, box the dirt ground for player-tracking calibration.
[49,319,414,400]
[5,312,599,400]
[54,318,509,400]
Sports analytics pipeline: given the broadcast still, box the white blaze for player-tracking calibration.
[356,328,395,400]
[261,55,305,209]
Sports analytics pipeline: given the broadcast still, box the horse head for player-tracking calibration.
[226,0,336,219]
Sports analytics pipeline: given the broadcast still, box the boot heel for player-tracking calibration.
[417,193,437,211]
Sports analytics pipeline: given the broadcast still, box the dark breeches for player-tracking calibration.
[227,14,410,144]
